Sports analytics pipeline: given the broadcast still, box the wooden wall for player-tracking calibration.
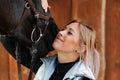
[0,43,32,80]
[0,43,9,80]
[105,0,120,80]
[0,0,120,80]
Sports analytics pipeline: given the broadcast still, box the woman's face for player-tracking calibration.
[53,22,81,53]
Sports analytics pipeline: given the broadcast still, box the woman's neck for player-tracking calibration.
[57,51,79,63]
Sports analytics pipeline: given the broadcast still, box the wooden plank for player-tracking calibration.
[0,43,9,80]
[71,0,103,79]
[105,0,120,80]
[49,0,72,29]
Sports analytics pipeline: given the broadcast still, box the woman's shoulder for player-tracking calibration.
[78,61,95,80]
[64,61,95,80]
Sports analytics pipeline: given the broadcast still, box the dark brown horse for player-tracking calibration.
[0,0,58,80]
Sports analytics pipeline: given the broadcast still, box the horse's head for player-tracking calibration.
[0,0,58,58]
[14,0,59,57]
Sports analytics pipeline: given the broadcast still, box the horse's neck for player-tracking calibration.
[8,0,25,23]
[0,0,25,34]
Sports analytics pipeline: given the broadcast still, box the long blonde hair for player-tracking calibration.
[67,20,100,79]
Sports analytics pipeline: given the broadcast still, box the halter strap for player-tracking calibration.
[25,0,51,20]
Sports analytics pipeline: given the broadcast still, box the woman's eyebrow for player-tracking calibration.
[68,27,75,33]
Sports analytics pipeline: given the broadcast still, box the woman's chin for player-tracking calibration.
[53,43,61,50]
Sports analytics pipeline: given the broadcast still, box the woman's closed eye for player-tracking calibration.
[67,31,73,35]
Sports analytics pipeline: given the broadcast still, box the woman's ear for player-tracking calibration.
[80,44,86,53]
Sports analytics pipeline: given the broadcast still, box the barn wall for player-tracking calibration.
[0,0,120,80]
[0,43,31,80]
[0,43,9,80]
[105,0,120,80]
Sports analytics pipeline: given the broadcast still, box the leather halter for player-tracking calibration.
[25,0,51,43]
[25,0,51,20]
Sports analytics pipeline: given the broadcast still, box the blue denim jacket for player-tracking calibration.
[34,55,95,80]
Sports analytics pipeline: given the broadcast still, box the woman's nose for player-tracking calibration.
[59,30,66,37]
[57,32,63,37]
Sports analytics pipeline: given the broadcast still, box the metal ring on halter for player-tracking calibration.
[31,25,43,43]
[25,2,30,9]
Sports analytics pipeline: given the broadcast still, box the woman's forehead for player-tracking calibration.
[66,22,79,30]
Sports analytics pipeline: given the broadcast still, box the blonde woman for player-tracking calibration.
[34,20,100,80]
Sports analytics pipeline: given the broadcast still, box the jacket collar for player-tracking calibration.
[34,55,95,80]
[63,60,95,80]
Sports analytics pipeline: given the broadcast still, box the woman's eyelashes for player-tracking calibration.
[60,27,73,35]
[67,31,73,35]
